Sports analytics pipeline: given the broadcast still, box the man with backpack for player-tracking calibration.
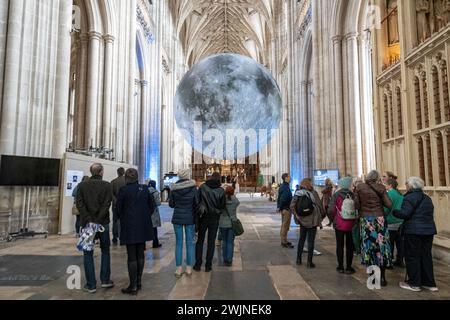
[290,178,325,268]
[328,177,357,274]
[277,173,294,248]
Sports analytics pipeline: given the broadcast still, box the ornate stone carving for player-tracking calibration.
[162,58,170,74]
[137,5,155,43]
[444,0,450,25]
[433,0,447,32]
[387,0,399,45]
[417,0,431,43]
[296,5,312,40]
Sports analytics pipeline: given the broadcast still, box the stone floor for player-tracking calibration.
[1,195,449,300]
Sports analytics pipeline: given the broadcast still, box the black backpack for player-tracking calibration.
[296,193,315,217]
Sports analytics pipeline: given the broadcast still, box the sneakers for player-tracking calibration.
[336,267,345,273]
[399,281,422,292]
[185,266,193,276]
[83,285,96,294]
[101,281,115,289]
[205,266,212,272]
[174,266,183,278]
[281,243,294,249]
[422,286,439,292]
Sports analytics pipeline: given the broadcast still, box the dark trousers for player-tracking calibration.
[335,230,354,269]
[389,230,404,263]
[404,234,436,287]
[195,217,219,268]
[297,226,317,263]
[153,227,159,246]
[126,243,146,288]
[83,224,111,289]
[112,205,120,242]
[75,215,80,235]
[126,243,145,263]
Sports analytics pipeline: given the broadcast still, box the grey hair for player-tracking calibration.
[406,176,425,190]
[365,170,380,183]
[90,163,104,176]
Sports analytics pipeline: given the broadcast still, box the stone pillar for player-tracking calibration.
[102,34,115,148]
[0,0,9,108]
[75,33,88,148]
[139,80,148,180]
[52,0,72,157]
[345,32,363,177]
[85,31,102,148]
[332,35,346,176]
[0,0,24,155]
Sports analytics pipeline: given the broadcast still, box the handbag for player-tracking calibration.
[225,208,244,237]
[72,203,79,216]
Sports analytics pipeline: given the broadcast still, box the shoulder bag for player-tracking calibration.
[225,208,244,237]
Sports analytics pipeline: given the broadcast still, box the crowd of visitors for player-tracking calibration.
[75,163,438,295]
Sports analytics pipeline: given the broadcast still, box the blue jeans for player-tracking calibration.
[220,227,235,263]
[173,224,195,267]
[83,224,111,289]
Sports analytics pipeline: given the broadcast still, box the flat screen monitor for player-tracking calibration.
[0,155,61,186]
[163,174,179,188]
[313,169,339,187]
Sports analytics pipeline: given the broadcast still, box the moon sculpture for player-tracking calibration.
[174,53,282,161]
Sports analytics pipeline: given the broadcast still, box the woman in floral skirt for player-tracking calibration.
[354,170,393,287]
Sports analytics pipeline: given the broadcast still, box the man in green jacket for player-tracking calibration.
[384,179,404,268]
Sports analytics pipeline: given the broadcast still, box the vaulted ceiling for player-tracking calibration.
[169,0,274,66]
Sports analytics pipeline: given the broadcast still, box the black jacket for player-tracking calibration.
[76,175,112,227]
[111,175,126,206]
[393,189,437,236]
[116,182,155,245]
[198,180,226,219]
[277,182,292,210]
[169,179,198,225]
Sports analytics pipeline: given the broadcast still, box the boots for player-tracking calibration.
[307,251,315,268]
[122,261,138,295]
[137,259,145,291]
[380,267,387,287]
[296,253,302,265]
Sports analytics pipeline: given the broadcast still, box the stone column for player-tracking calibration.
[0,0,24,155]
[85,31,102,148]
[52,0,72,157]
[102,34,115,148]
[139,80,148,180]
[0,0,9,108]
[332,35,346,175]
[345,32,363,177]
[75,33,88,148]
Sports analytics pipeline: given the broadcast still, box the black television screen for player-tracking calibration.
[0,155,61,186]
